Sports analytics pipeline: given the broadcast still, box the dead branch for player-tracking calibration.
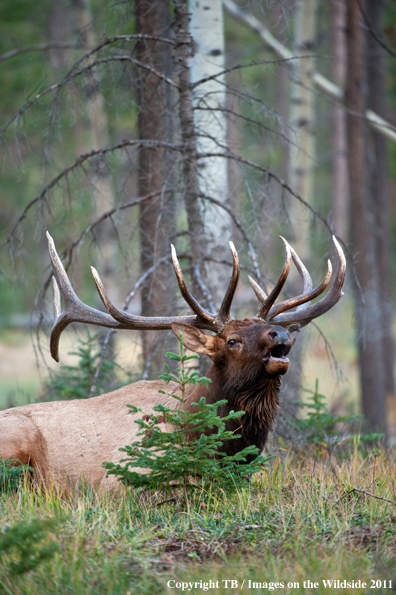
[0,53,177,140]
[0,42,86,63]
[357,0,396,59]
[200,194,261,282]
[198,150,339,240]
[191,56,301,89]
[337,488,396,507]
[72,55,179,88]
[2,141,181,251]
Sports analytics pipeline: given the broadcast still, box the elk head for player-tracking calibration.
[46,232,346,378]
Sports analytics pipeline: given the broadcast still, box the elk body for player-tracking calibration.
[0,234,346,489]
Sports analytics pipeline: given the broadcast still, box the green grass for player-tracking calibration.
[1,449,395,594]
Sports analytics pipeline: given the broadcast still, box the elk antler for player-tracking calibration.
[249,236,346,328]
[46,232,240,361]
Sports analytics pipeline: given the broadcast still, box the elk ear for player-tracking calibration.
[171,323,219,360]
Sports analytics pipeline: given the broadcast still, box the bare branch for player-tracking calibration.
[357,0,396,59]
[0,42,86,63]
[200,194,261,282]
[64,192,165,260]
[74,55,179,88]
[0,52,177,140]
[1,141,181,251]
[197,150,339,240]
[337,488,396,507]
[191,56,302,89]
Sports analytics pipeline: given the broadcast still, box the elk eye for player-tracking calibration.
[228,339,239,346]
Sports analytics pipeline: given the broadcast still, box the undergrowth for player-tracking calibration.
[43,332,132,400]
[290,380,384,453]
[1,449,395,594]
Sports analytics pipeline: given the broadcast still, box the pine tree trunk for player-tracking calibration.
[346,0,386,433]
[331,0,348,240]
[365,0,395,435]
[136,0,176,376]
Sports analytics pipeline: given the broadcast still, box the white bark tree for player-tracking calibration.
[189,0,232,307]
[288,0,318,258]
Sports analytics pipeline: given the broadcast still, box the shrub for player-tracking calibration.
[0,518,58,575]
[103,334,272,499]
[0,459,33,494]
[43,332,131,400]
[294,379,383,450]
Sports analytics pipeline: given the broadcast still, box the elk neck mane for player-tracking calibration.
[184,361,282,454]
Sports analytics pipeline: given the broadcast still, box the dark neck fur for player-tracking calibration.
[185,365,282,458]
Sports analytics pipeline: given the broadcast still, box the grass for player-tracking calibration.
[1,447,396,594]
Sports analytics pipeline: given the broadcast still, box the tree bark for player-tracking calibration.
[189,0,231,307]
[289,0,317,258]
[365,0,395,433]
[283,0,318,420]
[173,0,207,304]
[136,0,176,375]
[331,0,348,240]
[346,0,386,433]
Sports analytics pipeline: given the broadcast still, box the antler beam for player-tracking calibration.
[46,233,240,361]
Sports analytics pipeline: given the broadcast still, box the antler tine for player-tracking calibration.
[52,276,61,319]
[267,237,316,319]
[170,245,220,329]
[248,276,267,302]
[267,259,332,320]
[269,236,346,328]
[46,232,126,362]
[256,238,292,321]
[218,241,240,321]
[281,237,313,297]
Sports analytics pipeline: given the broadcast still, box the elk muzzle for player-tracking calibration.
[264,328,293,376]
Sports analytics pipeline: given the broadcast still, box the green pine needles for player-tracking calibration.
[103,334,272,497]
[294,379,383,448]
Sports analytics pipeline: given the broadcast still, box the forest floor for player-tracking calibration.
[1,449,395,594]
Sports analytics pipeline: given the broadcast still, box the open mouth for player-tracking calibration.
[270,344,291,361]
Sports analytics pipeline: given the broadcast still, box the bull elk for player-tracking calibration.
[0,233,345,489]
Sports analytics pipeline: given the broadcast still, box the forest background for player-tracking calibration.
[0,0,395,439]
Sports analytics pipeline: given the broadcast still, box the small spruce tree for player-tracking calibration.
[103,334,272,499]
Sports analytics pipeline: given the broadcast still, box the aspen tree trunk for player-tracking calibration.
[331,0,348,240]
[365,0,396,436]
[174,0,208,304]
[289,0,317,258]
[281,0,318,424]
[189,0,232,307]
[346,0,386,433]
[136,0,176,375]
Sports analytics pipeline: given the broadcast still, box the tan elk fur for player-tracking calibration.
[0,380,179,490]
